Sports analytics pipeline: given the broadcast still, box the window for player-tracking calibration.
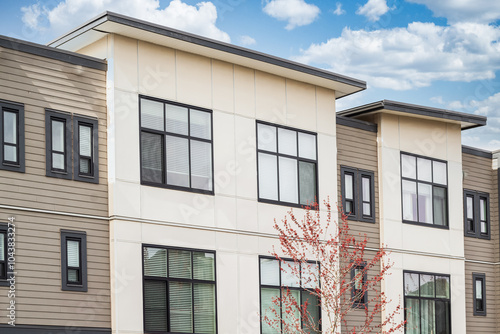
[46,110,99,183]
[473,273,486,316]
[259,256,321,334]
[61,230,87,292]
[351,263,367,307]
[404,271,450,334]
[401,153,448,227]
[257,122,317,207]
[340,166,375,222]
[464,190,490,239]
[140,96,213,194]
[143,245,217,334]
[0,100,25,173]
[0,224,7,285]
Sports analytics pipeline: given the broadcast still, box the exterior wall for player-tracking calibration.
[0,46,110,329]
[462,152,499,333]
[79,34,338,333]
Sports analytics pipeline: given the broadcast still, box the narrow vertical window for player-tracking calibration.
[0,101,25,173]
[73,116,99,183]
[351,263,367,307]
[46,110,72,179]
[479,197,488,235]
[341,167,375,223]
[464,190,490,239]
[466,195,474,234]
[473,273,486,316]
[344,172,355,214]
[61,230,87,292]
[0,224,7,282]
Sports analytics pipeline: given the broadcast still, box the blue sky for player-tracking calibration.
[1,0,499,150]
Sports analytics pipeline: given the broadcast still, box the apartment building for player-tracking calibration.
[0,36,111,332]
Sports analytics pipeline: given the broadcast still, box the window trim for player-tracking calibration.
[139,95,215,195]
[258,255,322,334]
[61,230,87,292]
[0,223,8,286]
[400,152,449,229]
[472,273,486,316]
[73,115,99,183]
[340,166,375,223]
[0,100,25,173]
[256,120,319,209]
[142,243,218,334]
[351,262,367,308]
[464,190,490,240]
[45,109,72,179]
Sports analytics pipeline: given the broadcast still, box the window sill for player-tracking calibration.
[258,198,317,209]
[402,220,449,230]
[0,280,9,287]
[465,233,491,240]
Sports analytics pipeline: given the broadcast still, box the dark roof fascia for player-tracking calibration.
[338,100,486,129]
[336,115,377,133]
[462,145,493,159]
[49,11,366,90]
[0,34,107,71]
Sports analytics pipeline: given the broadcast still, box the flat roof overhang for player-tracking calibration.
[48,11,366,98]
[338,100,487,130]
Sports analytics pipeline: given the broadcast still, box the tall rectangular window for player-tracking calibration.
[260,256,321,334]
[351,263,367,307]
[73,116,99,183]
[140,96,213,194]
[61,230,87,292]
[0,100,25,173]
[143,245,217,334]
[464,190,490,239]
[46,110,72,179]
[473,273,486,316]
[401,153,448,227]
[340,166,375,223]
[257,122,318,207]
[0,224,7,282]
[404,271,450,334]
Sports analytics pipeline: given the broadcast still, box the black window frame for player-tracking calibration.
[400,152,449,229]
[340,166,375,223]
[0,223,8,286]
[139,95,214,195]
[403,270,451,334]
[472,273,486,316]
[142,244,218,334]
[73,116,99,183]
[61,230,87,292]
[259,255,321,334]
[256,121,319,208]
[464,190,490,240]
[45,110,72,179]
[0,100,25,173]
[351,262,367,308]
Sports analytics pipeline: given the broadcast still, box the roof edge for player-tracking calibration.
[0,34,107,71]
[462,145,493,159]
[336,115,377,133]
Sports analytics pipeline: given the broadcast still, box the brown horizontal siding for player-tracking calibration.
[465,262,497,333]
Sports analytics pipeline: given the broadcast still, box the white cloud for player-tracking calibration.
[293,22,500,90]
[239,35,256,46]
[263,0,320,30]
[406,0,500,24]
[21,0,230,42]
[333,2,346,16]
[356,0,389,22]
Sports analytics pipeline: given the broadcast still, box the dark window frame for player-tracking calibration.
[61,230,87,292]
[256,120,319,209]
[73,116,99,183]
[142,244,218,334]
[464,190,490,240]
[340,166,375,223]
[400,152,449,229]
[472,273,486,316]
[351,262,367,308]
[45,110,72,179]
[139,95,215,195]
[0,100,25,173]
[259,255,322,334]
[403,270,451,334]
[0,223,8,286]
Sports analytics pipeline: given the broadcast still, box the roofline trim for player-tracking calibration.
[462,145,493,159]
[48,11,366,90]
[336,115,377,133]
[0,34,107,71]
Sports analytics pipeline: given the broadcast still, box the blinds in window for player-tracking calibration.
[194,283,216,334]
[193,252,215,281]
[169,249,192,279]
[67,240,80,267]
[144,247,167,277]
[166,135,189,187]
[261,288,280,334]
[141,99,164,131]
[141,132,163,183]
[0,234,4,261]
[79,125,92,157]
[169,281,193,332]
[190,140,212,191]
[260,258,279,286]
[144,280,167,332]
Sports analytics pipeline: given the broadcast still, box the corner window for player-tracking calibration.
[259,256,321,334]
[143,245,217,333]
[46,110,72,179]
[73,116,99,183]
[464,190,490,239]
[0,224,7,283]
[351,263,367,307]
[140,96,213,194]
[473,273,486,316]
[401,153,448,227]
[0,100,25,173]
[257,122,317,207]
[404,271,450,334]
[61,230,87,292]
[340,166,375,223]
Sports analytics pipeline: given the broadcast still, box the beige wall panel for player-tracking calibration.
[234,65,256,118]
[212,59,235,113]
[286,79,316,132]
[255,70,286,124]
[138,41,176,100]
[176,50,212,109]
